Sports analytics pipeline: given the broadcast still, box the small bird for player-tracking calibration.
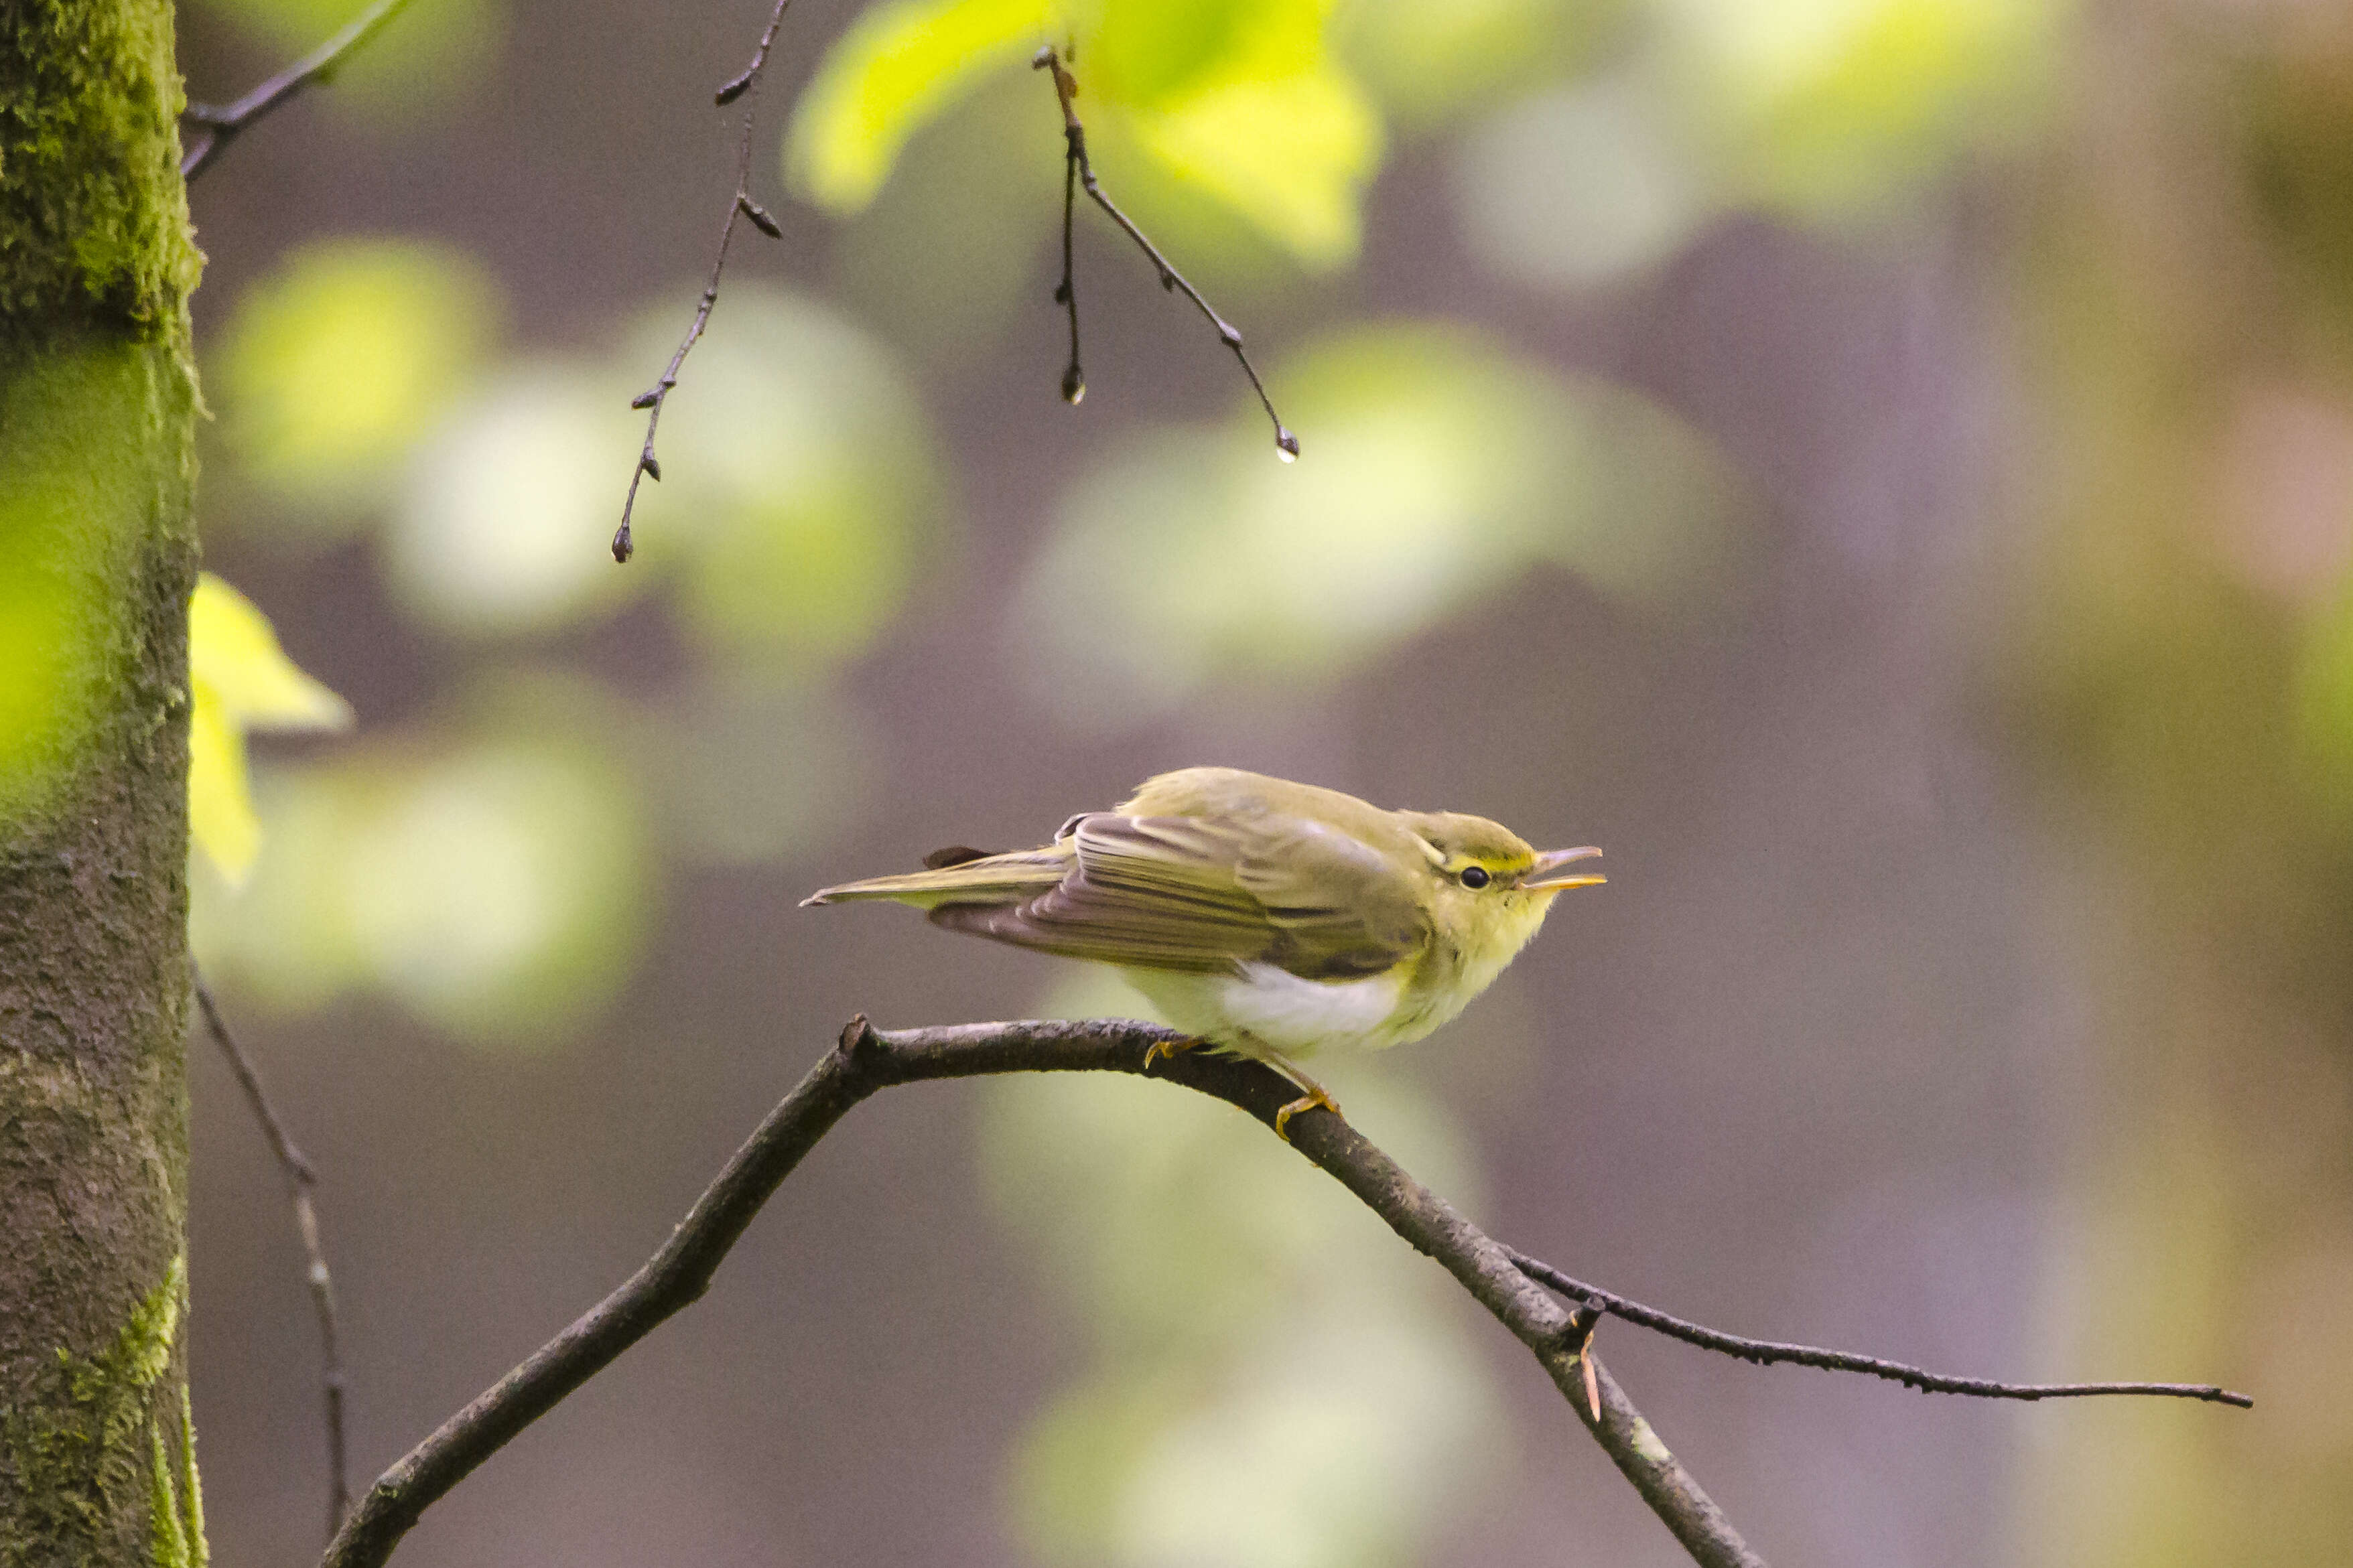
[803,767,1603,1137]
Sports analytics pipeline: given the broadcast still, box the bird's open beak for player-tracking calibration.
[1519,845,1605,892]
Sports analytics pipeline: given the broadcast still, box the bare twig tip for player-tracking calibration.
[1030,44,1054,69]
[610,526,634,563]
[1276,427,1300,461]
[1061,366,1086,404]
[1511,1249,2252,1411]
[614,0,794,562]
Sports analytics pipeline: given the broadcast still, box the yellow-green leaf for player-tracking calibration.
[219,240,497,514]
[790,0,1386,264]
[787,0,1059,213]
[1131,62,1382,268]
[189,574,353,884]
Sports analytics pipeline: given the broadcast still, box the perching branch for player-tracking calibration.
[194,975,353,1539]
[322,1017,1761,1568]
[1510,1252,2252,1409]
[1031,47,1298,460]
[180,0,419,182]
[610,0,795,564]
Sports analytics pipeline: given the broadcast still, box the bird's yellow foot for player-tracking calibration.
[1142,1035,1201,1070]
[1273,1087,1343,1143]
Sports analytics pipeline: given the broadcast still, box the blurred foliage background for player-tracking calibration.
[146,0,2353,1563]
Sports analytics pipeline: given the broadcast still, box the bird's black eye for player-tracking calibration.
[1459,865,1491,889]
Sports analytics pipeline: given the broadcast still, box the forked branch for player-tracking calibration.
[322,1017,1759,1568]
[1031,47,1298,459]
[320,1015,2250,1568]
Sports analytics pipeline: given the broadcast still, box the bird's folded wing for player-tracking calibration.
[929,813,1427,979]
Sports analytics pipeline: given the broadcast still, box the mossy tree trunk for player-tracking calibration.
[0,3,206,1565]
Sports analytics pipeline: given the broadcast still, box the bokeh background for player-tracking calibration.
[169,0,2353,1564]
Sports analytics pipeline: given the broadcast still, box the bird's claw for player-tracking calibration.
[1142,1035,1200,1070]
[1274,1087,1342,1143]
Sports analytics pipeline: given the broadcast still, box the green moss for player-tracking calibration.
[0,1255,199,1568]
[144,1424,186,1568]
[0,0,203,342]
[176,1386,206,1568]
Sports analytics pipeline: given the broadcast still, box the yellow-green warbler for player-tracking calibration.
[805,767,1603,1137]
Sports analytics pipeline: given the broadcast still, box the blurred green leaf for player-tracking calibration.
[1454,72,1712,289]
[627,286,941,672]
[389,364,645,634]
[188,573,354,884]
[192,687,651,1046]
[342,737,642,1042]
[984,970,1500,1568]
[827,71,1068,367]
[218,238,498,520]
[788,0,1058,213]
[793,0,1385,267]
[1130,54,1382,268]
[1663,0,2056,214]
[1337,0,1597,130]
[1016,321,1742,723]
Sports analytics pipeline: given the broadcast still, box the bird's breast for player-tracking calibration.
[1118,963,1409,1058]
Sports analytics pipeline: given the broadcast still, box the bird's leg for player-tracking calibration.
[1141,1034,1202,1070]
[1257,1051,1343,1143]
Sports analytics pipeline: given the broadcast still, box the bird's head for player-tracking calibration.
[1394,810,1604,958]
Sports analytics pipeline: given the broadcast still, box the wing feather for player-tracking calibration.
[926,812,1426,979]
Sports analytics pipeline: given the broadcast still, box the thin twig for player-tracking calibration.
[180,0,419,182]
[1030,47,1298,459]
[194,975,352,1539]
[610,0,795,564]
[322,1017,1760,1568]
[1052,102,1083,405]
[1509,1251,2253,1409]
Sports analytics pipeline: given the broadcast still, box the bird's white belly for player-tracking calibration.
[1117,963,1406,1059]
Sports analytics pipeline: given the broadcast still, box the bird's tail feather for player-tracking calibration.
[801,847,1067,909]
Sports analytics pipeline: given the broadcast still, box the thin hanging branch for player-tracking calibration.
[610,0,795,564]
[181,0,420,182]
[1031,46,1298,460]
[1509,1251,2251,1408]
[194,975,353,1539]
[323,1017,1761,1568]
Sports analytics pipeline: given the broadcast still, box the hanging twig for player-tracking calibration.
[194,975,353,1539]
[1509,1251,2252,1408]
[610,0,795,564]
[322,1017,1761,1568]
[181,0,419,182]
[1031,46,1298,460]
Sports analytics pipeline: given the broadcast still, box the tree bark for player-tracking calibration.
[0,3,205,1565]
